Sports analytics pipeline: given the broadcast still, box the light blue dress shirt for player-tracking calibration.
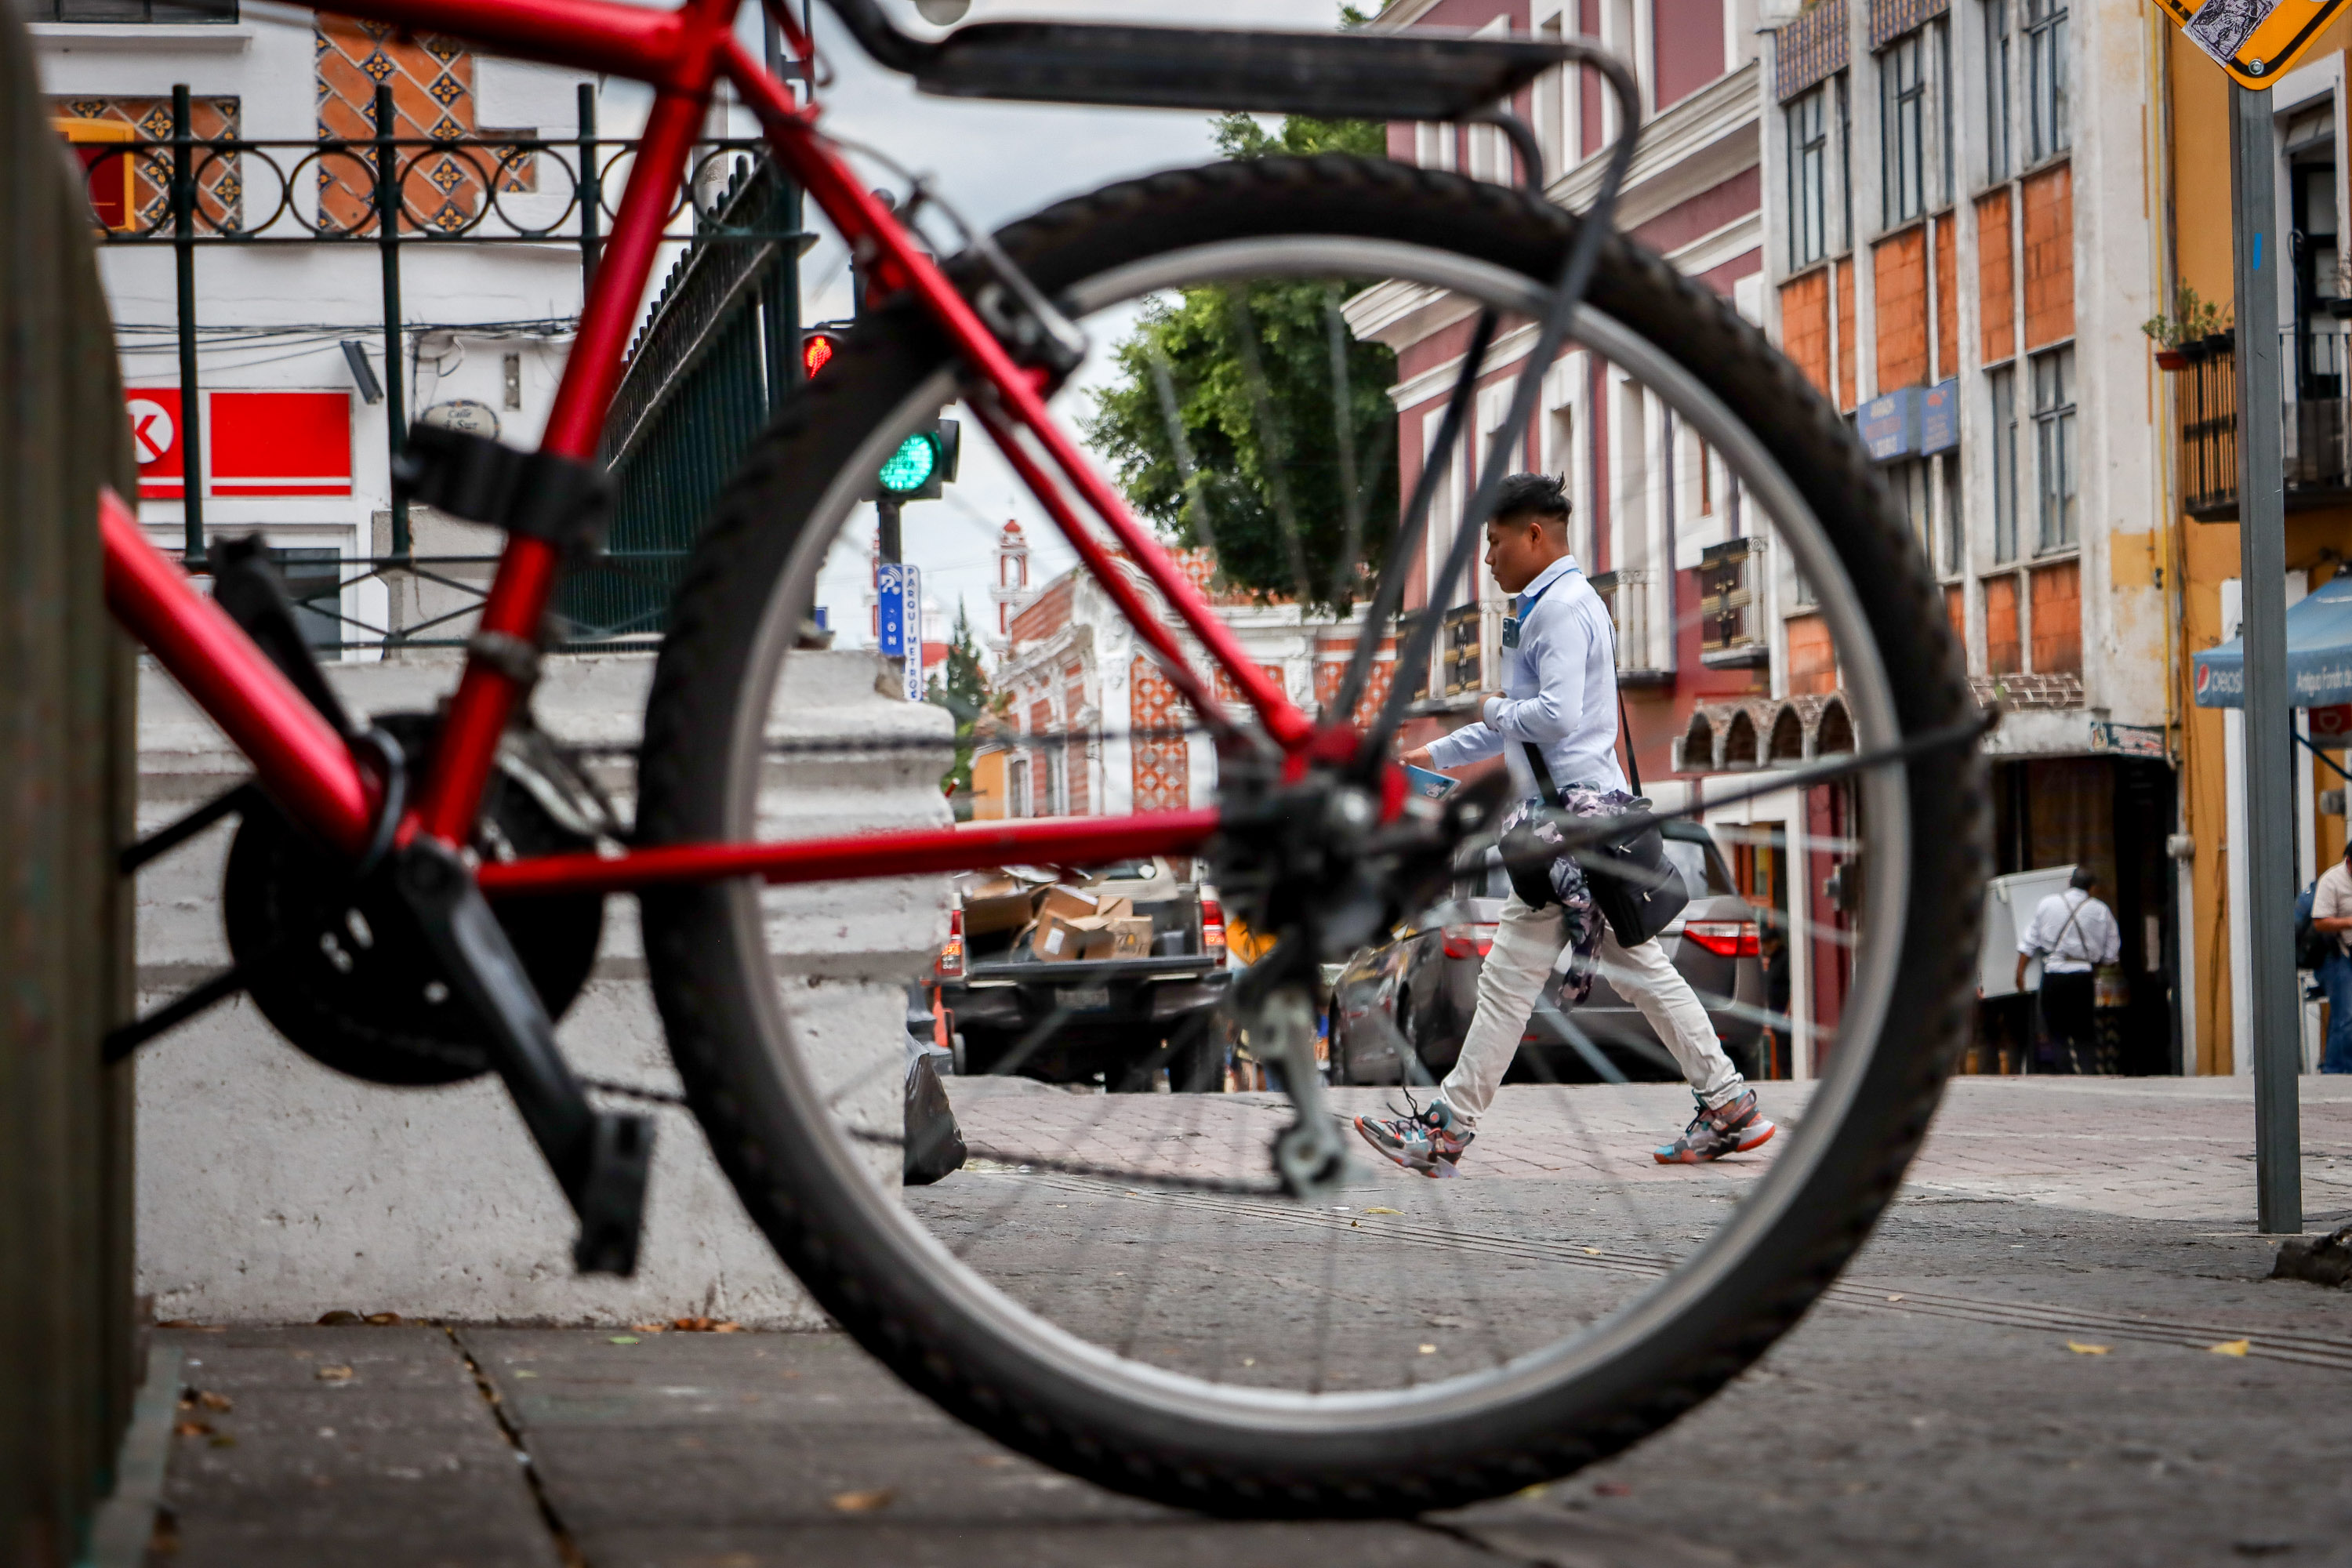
[1424,554,1628,799]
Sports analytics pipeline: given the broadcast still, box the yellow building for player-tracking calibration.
[2161,20,2352,1074]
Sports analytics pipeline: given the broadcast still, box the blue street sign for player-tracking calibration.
[877,562,923,699]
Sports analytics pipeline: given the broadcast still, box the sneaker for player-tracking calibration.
[1353,1101,1473,1178]
[1652,1089,1776,1165]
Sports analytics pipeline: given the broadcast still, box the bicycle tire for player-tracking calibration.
[637,153,1985,1515]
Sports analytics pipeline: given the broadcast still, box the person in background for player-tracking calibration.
[2308,840,2352,1073]
[1354,474,1774,1174]
[2015,867,2119,1076]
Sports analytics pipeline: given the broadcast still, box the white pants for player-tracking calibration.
[1439,891,1744,1128]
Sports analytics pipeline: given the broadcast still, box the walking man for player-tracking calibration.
[2015,866,2119,1074]
[1354,474,1775,1175]
[2309,842,2352,1073]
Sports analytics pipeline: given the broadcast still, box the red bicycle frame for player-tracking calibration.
[100,0,1324,893]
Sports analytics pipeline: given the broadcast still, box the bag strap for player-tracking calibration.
[1522,740,1566,809]
[1618,692,1640,797]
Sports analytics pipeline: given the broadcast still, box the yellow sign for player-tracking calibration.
[2151,0,2347,90]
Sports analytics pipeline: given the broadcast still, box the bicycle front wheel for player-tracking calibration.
[637,154,1986,1515]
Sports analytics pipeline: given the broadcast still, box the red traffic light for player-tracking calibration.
[802,329,844,378]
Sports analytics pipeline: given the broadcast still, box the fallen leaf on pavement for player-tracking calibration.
[315,1311,362,1326]
[1885,1294,1904,1303]
[514,1370,539,1379]
[1595,1481,1632,1497]
[829,1488,895,1513]
[194,1390,233,1413]
[207,1435,236,1449]
[1361,1208,1403,1216]
[364,1312,401,1327]
[630,1323,669,1334]
[172,1420,212,1438]
[608,1335,641,1346]
[315,1364,354,1382]
[2208,1339,2251,1356]
[1583,1247,1601,1256]
[1417,1343,1437,1354]
[2065,1341,2110,1356]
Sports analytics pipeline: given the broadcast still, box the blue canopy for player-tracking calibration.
[2193,572,2352,708]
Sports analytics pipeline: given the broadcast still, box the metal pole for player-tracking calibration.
[577,82,601,292]
[170,84,206,565]
[2230,80,2303,1235]
[877,495,902,564]
[376,85,409,561]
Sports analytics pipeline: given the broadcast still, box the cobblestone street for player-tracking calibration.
[137,1076,2352,1566]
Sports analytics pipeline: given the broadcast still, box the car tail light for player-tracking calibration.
[1201,894,1227,967]
[1682,920,1759,957]
[1440,921,1497,960]
[937,907,965,979]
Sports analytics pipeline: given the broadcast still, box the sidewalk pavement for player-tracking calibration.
[144,1078,2352,1567]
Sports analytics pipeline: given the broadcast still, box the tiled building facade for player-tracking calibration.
[1759,0,2182,1069]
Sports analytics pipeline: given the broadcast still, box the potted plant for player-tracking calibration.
[2143,285,2231,370]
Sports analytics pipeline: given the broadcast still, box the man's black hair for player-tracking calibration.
[1489,472,1571,528]
[2069,866,2096,891]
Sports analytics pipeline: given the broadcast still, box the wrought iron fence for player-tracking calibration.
[2176,327,2352,521]
[75,82,805,652]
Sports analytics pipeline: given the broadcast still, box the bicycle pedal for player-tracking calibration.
[572,1111,655,1276]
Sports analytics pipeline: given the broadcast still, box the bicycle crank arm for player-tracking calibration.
[392,840,652,1275]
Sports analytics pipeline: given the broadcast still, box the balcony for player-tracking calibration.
[1590,568,1670,687]
[1439,604,1483,699]
[2175,325,2352,521]
[1697,539,1767,668]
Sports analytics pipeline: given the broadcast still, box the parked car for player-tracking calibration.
[1327,820,1765,1086]
[938,857,1232,1091]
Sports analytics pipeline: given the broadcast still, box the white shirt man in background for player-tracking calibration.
[1355,474,1773,1174]
[2015,867,2119,1074]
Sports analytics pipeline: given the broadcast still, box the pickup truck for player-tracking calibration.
[936,857,1232,1091]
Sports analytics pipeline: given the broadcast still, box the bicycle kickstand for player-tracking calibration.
[391,837,653,1276]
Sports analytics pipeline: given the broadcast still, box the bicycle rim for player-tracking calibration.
[639,168,1981,1512]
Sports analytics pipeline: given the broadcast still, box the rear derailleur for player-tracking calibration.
[1210,746,1507,1200]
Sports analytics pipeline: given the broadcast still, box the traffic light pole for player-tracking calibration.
[877,495,902,566]
[2230,79,2303,1236]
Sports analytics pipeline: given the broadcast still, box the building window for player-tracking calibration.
[272,547,343,652]
[1837,72,1855,249]
[1882,33,1927,227]
[2031,345,2077,551]
[1940,455,1962,577]
[1937,20,1955,205]
[2292,146,2343,400]
[2025,0,2067,162]
[1991,363,2020,562]
[1891,458,1932,561]
[1414,122,1456,172]
[1788,86,1829,268]
[1007,756,1030,818]
[29,0,235,18]
[1984,0,2013,181]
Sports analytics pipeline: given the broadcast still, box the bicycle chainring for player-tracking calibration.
[221,712,607,1087]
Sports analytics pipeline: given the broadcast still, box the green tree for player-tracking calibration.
[1081,113,1399,611]
[926,602,989,818]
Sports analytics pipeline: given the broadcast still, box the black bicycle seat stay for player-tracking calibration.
[818,0,1588,122]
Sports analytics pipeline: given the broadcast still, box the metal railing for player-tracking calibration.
[1697,537,1762,663]
[75,82,804,652]
[2176,326,2352,521]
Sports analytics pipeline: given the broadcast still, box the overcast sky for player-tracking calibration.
[784,0,1353,655]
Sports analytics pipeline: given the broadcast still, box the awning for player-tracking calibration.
[2192,573,2352,707]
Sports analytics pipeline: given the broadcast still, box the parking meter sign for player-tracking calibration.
[878,564,922,699]
[2151,0,2345,89]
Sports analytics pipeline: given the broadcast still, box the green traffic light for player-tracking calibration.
[879,432,937,495]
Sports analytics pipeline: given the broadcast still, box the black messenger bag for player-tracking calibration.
[1509,696,1688,948]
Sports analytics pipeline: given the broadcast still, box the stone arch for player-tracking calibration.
[1814,694,1855,756]
[1766,702,1806,764]
[1680,710,1716,774]
[1722,708,1759,770]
